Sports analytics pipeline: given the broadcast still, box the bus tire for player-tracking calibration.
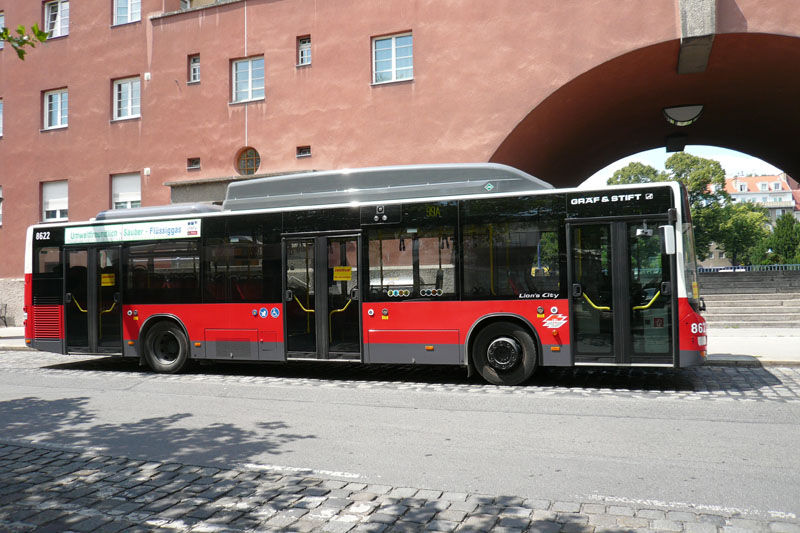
[143,321,188,374]
[472,321,537,386]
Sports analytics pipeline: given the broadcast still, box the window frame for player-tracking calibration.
[188,54,200,83]
[236,147,261,175]
[0,13,4,50]
[297,36,311,67]
[113,0,141,26]
[372,32,413,85]
[112,77,141,121]
[42,180,69,222]
[231,56,265,103]
[0,98,4,137]
[44,0,69,38]
[43,88,69,130]
[111,173,141,210]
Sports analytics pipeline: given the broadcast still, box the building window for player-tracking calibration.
[719,251,726,259]
[111,173,141,209]
[738,184,747,192]
[114,0,141,25]
[44,89,68,129]
[0,99,3,137]
[297,37,311,66]
[773,182,782,191]
[296,146,311,158]
[187,157,201,170]
[236,147,260,175]
[759,183,768,191]
[45,0,69,38]
[188,55,200,83]
[113,77,141,120]
[0,13,4,50]
[372,33,413,84]
[42,180,68,221]
[232,56,265,103]
[0,186,3,226]
[776,209,784,217]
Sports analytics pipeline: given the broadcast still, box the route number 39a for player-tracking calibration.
[35,231,51,240]
[690,322,706,334]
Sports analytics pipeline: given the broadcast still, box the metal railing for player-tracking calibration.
[698,264,800,273]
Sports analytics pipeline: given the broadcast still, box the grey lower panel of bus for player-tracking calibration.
[366,343,462,365]
[199,341,285,362]
[680,349,705,367]
[540,344,571,366]
[33,339,64,355]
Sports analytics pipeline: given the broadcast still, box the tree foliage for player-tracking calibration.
[0,23,48,59]
[715,203,770,266]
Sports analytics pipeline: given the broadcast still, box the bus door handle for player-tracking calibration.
[65,292,73,303]
[113,292,121,304]
[285,290,294,302]
[572,284,583,298]
[349,287,359,301]
[660,282,672,296]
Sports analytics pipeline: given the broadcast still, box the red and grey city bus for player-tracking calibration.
[24,163,707,385]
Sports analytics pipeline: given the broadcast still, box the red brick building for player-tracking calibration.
[2,0,800,323]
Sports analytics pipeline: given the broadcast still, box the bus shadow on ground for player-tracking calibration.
[41,355,788,395]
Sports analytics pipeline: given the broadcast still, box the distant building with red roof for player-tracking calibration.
[722,173,800,223]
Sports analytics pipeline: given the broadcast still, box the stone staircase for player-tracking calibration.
[698,270,800,328]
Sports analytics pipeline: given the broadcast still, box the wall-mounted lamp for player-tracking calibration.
[663,105,704,127]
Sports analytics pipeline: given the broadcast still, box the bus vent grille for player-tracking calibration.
[34,306,62,339]
[34,296,62,305]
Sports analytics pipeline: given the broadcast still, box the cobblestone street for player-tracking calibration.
[1,441,799,533]
[2,350,800,532]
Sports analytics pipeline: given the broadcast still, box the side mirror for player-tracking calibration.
[659,225,676,255]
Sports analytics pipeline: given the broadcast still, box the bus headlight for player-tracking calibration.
[697,335,707,347]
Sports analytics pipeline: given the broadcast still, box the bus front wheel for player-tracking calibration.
[143,321,188,374]
[472,322,537,386]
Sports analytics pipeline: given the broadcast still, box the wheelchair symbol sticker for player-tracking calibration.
[271,307,280,318]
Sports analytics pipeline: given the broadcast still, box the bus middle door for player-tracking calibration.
[283,235,361,360]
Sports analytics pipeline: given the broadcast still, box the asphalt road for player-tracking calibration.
[1,352,799,521]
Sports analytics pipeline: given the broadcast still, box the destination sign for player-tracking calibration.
[65,219,201,245]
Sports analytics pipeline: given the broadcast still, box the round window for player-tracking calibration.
[236,147,260,175]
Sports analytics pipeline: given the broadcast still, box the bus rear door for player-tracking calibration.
[283,235,361,360]
[568,219,676,366]
[64,246,123,354]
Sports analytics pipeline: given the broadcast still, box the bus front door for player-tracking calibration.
[284,236,361,360]
[64,247,123,354]
[568,220,675,365]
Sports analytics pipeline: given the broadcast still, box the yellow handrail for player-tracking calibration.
[293,295,315,314]
[329,299,353,341]
[72,298,87,313]
[633,290,661,311]
[98,301,117,339]
[583,293,610,312]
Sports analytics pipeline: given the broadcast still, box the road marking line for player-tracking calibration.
[582,493,797,520]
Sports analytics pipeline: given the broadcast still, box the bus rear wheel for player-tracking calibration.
[472,322,537,385]
[143,321,188,374]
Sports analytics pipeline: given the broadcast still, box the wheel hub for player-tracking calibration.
[486,336,521,371]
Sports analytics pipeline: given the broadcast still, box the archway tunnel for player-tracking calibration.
[491,33,800,187]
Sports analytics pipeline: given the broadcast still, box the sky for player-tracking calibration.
[580,145,782,188]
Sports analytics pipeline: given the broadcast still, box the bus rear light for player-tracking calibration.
[425,345,434,351]
[25,339,31,344]
[128,341,135,346]
[550,346,561,352]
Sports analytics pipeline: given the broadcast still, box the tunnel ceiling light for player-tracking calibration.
[663,105,704,127]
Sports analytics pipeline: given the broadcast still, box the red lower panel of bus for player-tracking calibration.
[122,303,287,344]
[362,299,570,351]
[678,298,707,353]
